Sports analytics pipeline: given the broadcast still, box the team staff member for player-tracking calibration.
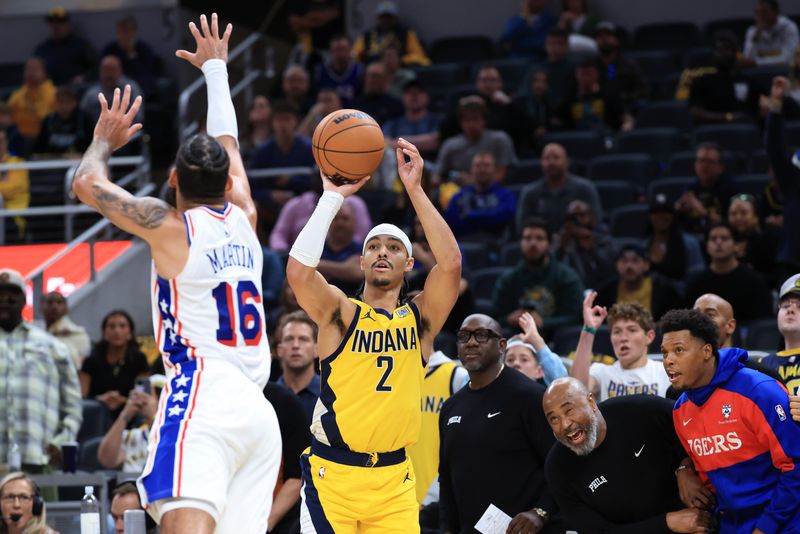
[662,309,800,533]
[543,377,712,533]
[439,314,559,534]
[286,137,461,533]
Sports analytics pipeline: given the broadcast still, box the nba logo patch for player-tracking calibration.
[775,404,787,422]
[396,307,409,318]
[318,466,325,479]
[722,404,732,418]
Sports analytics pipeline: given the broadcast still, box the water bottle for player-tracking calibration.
[123,509,146,534]
[7,441,21,472]
[80,486,101,534]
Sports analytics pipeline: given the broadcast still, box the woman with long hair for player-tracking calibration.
[645,195,705,288]
[728,193,780,286]
[240,94,272,161]
[0,472,57,534]
[79,310,149,417]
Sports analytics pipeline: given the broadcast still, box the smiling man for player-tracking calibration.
[543,377,711,534]
[661,308,800,534]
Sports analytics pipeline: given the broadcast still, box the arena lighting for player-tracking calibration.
[1,241,132,320]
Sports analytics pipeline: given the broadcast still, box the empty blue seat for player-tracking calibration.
[617,127,684,162]
[411,63,469,90]
[609,204,650,238]
[634,22,701,51]
[587,153,658,189]
[542,131,606,162]
[636,101,692,130]
[431,36,496,63]
[506,159,543,185]
[732,174,769,198]
[470,266,509,301]
[693,123,760,156]
[594,180,640,217]
[627,50,681,80]
[77,399,111,443]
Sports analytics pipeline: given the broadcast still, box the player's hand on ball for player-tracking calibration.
[93,85,142,151]
[176,13,232,69]
[396,138,424,191]
[320,170,370,197]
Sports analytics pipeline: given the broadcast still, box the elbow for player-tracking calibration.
[442,249,462,274]
[286,256,311,287]
[71,172,91,203]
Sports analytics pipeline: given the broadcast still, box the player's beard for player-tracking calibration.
[372,277,391,287]
[559,410,600,456]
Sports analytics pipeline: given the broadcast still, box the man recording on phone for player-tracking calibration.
[98,379,158,473]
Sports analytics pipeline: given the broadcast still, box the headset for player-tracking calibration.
[30,480,43,517]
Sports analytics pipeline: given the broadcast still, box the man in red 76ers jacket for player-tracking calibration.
[661,308,800,534]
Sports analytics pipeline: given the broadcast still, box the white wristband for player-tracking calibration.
[201,59,238,146]
[289,191,344,267]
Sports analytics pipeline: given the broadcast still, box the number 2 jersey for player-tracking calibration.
[311,298,425,453]
[151,202,270,388]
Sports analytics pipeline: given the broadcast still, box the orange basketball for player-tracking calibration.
[312,109,385,185]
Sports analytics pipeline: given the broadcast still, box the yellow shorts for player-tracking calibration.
[299,440,420,534]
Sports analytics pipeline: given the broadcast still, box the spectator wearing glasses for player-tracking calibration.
[674,142,736,234]
[439,314,560,534]
[0,472,57,534]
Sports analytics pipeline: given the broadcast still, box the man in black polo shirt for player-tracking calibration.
[543,377,712,533]
[439,314,559,533]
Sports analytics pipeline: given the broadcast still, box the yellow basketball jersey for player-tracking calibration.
[311,298,425,453]
[407,360,457,504]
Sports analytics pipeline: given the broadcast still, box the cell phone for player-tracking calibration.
[135,377,151,394]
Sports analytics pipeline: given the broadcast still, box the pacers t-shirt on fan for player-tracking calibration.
[311,298,425,453]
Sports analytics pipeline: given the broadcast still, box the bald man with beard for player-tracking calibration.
[543,377,712,534]
[693,293,736,349]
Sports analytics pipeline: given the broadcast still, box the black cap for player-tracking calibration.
[649,193,674,213]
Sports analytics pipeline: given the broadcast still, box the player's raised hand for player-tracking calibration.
[320,170,370,198]
[582,290,607,330]
[93,85,142,152]
[396,138,424,191]
[176,13,232,69]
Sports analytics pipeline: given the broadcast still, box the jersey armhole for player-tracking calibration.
[183,212,195,245]
[325,303,361,364]
[408,301,425,368]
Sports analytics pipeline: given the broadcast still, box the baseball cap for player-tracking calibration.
[649,193,674,213]
[0,269,26,293]
[376,1,398,16]
[45,7,69,22]
[595,21,616,35]
[779,273,800,300]
[363,223,412,257]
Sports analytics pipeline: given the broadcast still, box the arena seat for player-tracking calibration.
[683,47,714,69]
[748,149,769,173]
[542,131,606,162]
[703,18,753,45]
[587,153,658,190]
[411,63,470,90]
[616,127,684,162]
[732,174,770,198]
[744,319,782,351]
[594,180,640,218]
[609,204,649,238]
[469,266,508,301]
[430,36,496,63]
[470,57,530,89]
[459,241,493,271]
[77,399,111,443]
[633,22,701,51]
[627,50,681,81]
[505,159,542,185]
[635,101,692,131]
[77,436,105,472]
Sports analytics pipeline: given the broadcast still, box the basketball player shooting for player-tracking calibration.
[72,13,281,534]
[286,138,462,533]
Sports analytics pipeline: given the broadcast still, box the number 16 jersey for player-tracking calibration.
[311,298,425,453]
[151,202,270,387]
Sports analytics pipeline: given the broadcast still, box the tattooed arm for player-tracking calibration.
[73,85,187,277]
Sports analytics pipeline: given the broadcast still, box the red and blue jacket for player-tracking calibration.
[673,348,800,534]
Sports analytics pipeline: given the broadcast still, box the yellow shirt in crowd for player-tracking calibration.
[9,80,56,137]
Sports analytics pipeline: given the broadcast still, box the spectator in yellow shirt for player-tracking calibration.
[352,1,430,66]
[0,129,30,241]
[8,57,56,140]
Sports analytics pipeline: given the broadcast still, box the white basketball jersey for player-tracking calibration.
[150,202,270,387]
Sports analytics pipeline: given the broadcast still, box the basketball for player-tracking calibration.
[312,109,385,185]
